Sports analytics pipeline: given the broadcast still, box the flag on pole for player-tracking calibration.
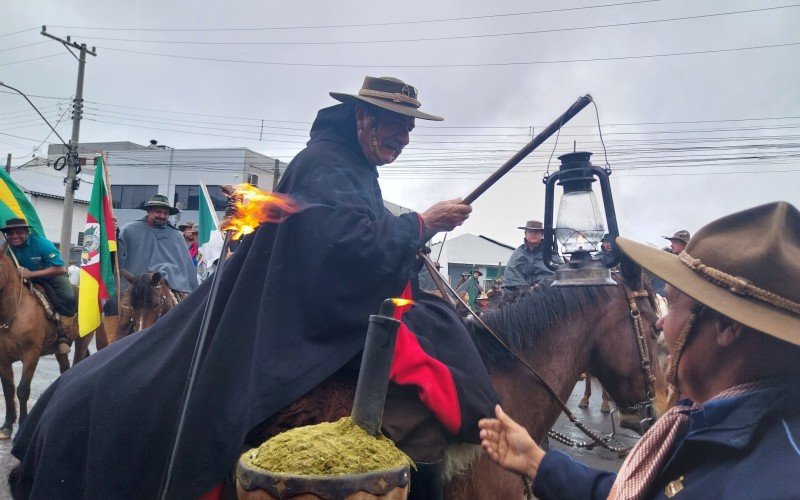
[78,156,117,336]
[0,169,46,236]
[197,181,224,282]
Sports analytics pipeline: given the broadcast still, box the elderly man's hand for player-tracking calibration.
[420,198,472,235]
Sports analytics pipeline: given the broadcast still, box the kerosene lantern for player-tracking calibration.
[542,151,620,286]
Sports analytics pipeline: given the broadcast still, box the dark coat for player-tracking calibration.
[11,102,497,499]
[532,378,800,499]
[502,243,554,288]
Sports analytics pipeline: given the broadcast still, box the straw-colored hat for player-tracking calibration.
[617,202,800,346]
[330,76,443,121]
[518,220,544,231]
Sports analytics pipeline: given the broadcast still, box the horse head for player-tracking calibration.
[118,270,176,339]
[588,253,668,435]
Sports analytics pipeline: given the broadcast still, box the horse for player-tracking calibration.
[116,270,179,340]
[580,374,611,413]
[0,245,94,439]
[248,258,666,499]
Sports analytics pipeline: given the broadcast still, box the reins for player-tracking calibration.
[420,251,654,458]
[0,247,26,330]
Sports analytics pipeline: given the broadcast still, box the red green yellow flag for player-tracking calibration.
[78,155,117,336]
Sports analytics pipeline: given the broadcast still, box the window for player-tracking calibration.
[247,173,259,186]
[111,185,158,209]
[173,185,227,211]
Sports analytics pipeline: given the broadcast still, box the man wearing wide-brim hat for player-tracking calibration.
[502,219,555,299]
[477,202,800,499]
[118,194,198,294]
[0,218,76,351]
[663,229,691,255]
[178,221,200,267]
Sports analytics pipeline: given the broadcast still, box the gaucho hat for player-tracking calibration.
[139,194,180,215]
[618,202,800,346]
[330,76,444,121]
[0,218,32,232]
[518,220,544,231]
[662,230,691,244]
[178,221,199,233]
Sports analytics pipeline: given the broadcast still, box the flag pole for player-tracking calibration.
[100,152,121,345]
[159,226,234,499]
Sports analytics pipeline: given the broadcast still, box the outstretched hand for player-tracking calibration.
[478,405,546,480]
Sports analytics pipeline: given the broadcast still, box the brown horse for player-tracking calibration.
[249,260,666,499]
[0,246,93,439]
[116,270,178,340]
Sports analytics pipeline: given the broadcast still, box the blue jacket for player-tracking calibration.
[533,378,800,499]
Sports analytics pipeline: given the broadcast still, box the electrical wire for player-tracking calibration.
[97,41,800,68]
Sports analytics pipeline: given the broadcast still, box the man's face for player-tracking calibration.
[670,240,686,254]
[601,240,612,253]
[656,284,717,395]
[524,229,543,246]
[473,271,480,279]
[183,228,196,242]
[356,105,415,166]
[147,207,170,227]
[3,227,29,248]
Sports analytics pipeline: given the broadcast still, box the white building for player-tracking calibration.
[430,233,515,287]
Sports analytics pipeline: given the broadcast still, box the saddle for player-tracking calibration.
[30,283,58,321]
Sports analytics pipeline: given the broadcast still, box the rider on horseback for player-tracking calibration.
[1,218,76,350]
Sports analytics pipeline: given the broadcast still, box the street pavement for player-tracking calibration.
[0,357,638,498]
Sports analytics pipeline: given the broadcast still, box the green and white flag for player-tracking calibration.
[197,181,224,282]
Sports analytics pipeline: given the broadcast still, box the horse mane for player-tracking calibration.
[129,273,157,309]
[469,279,619,367]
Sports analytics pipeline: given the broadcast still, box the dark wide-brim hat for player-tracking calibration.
[518,220,544,231]
[139,194,180,215]
[0,218,32,232]
[330,76,444,121]
[662,230,691,244]
[471,267,483,276]
[618,202,800,346]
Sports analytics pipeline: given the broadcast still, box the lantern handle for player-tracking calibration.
[542,171,561,271]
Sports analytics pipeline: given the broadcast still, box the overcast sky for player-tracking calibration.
[2,0,798,248]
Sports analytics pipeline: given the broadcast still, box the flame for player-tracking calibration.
[391,298,414,307]
[220,184,302,240]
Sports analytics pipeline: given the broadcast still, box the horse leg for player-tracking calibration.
[579,375,591,408]
[0,363,17,439]
[72,332,94,365]
[600,388,611,414]
[17,355,40,424]
[55,350,71,373]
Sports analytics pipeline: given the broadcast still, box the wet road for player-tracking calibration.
[0,359,638,498]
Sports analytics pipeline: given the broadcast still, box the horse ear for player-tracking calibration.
[151,272,162,285]
[619,252,642,288]
[121,268,136,284]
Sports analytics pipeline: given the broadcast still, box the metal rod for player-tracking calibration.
[160,230,233,499]
[462,94,593,205]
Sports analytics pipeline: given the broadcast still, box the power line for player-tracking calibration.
[85,4,800,46]
[51,0,667,32]
[0,27,38,39]
[0,53,64,67]
[0,90,71,100]
[98,41,800,68]
[0,41,48,53]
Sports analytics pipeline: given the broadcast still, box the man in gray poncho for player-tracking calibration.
[502,219,554,300]
[118,194,198,296]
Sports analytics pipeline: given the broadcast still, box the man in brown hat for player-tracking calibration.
[478,202,800,499]
[502,219,555,300]
[118,194,198,295]
[178,221,199,267]
[663,229,691,255]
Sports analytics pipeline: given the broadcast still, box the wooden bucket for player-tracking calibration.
[236,455,410,500]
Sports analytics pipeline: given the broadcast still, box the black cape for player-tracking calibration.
[11,103,497,499]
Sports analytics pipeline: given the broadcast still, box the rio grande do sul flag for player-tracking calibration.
[78,155,117,337]
[196,181,224,282]
[0,168,46,237]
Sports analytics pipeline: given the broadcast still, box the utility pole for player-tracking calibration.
[41,25,97,263]
[5,154,10,174]
[272,158,281,189]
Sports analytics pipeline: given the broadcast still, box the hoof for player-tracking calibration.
[578,398,590,409]
[0,427,12,440]
[600,403,611,414]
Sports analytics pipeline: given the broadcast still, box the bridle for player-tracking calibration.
[615,289,658,434]
[122,283,173,333]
